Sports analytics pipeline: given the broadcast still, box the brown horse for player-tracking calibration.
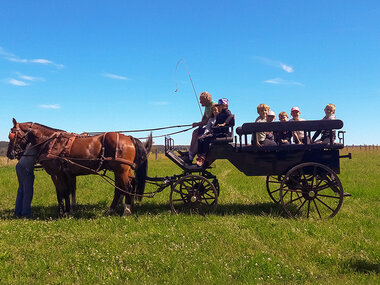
[7,119,152,217]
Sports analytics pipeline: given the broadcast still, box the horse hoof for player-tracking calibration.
[122,207,132,217]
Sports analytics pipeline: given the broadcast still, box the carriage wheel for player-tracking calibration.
[170,175,218,215]
[279,162,344,219]
[266,175,284,204]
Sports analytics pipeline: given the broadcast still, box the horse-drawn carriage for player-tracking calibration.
[162,119,351,219]
[7,118,351,219]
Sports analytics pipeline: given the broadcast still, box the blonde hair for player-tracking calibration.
[200,91,212,101]
[279,111,288,118]
[257,103,270,114]
[325,103,336,113]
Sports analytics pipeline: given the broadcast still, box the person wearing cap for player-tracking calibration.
[255,104,277,147]
[289,106,308,144]
[267,110,276,122]
[179,91,214,164]
[196,99,235,166]
[265,110,276,142]
[215,98,234,128]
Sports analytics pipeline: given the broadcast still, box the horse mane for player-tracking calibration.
[27,122,66,132]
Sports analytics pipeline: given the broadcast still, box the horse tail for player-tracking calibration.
[144,132,153,153]
[133,133,152,201]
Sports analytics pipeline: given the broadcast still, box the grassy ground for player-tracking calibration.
[0,149,379,284]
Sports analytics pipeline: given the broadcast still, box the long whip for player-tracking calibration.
[174,58,203,117]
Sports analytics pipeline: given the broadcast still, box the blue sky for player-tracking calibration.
[1,0,379,145]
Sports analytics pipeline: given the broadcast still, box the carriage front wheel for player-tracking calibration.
[279,162,344,219]
[266,175,285,204]
[170,175,218,215]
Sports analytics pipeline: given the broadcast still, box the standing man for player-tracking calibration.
[180,91,214,164]
[14,143,38,218]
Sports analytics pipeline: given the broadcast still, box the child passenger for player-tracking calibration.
[312,103,337,144]
[215,98,234,129]
[196,99,234,166]
[289,106,308,144]
[266,110,276,141]
[276,112,292,145]
[255,104,277,146]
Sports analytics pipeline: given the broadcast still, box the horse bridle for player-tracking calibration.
[9,123,35,158]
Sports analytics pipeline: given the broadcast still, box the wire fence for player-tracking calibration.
[343,145,379,151]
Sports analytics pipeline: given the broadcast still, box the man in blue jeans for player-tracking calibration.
[15,143,38,218]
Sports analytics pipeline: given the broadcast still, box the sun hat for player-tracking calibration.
[268,110,275,117]
[218,98,229,105]
[291,106,300,113]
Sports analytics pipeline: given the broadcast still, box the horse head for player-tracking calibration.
[7,118,36,159]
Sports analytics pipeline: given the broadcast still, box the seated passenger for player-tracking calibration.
[255,104,277,147]
[312,103,337,144]
[267,110,276,122]
[196,99,234,166]
[289,106,309,144]
[213,98,234,136]
[266,110,276,142]
[276,111,292,145]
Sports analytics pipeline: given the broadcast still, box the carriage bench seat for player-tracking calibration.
[236,119,345,152]
[239,142,344,153]
[210,124,234,144]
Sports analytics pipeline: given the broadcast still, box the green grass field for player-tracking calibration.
[0,149,379,284]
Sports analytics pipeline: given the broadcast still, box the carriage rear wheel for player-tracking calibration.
[279,162,344,219]
[266,175,285,204]
[170,175,218,215]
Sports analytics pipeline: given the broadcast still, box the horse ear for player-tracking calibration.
[12,118,17,126]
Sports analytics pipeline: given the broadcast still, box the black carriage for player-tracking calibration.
[150,119,351,219]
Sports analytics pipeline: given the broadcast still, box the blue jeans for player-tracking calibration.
[15,164,35,218]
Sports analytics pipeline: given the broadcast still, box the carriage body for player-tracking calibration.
[165,119,351,218]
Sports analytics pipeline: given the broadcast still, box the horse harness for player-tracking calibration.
[43,131,136,171]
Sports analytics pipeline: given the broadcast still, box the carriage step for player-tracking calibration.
[165,150,203,171]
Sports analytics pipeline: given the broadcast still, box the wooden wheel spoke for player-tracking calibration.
[172,188,186,195]
[307,200,311,218]
[270,188,281,194]
[285,195,304,206]
[294,199,307,216]
[283,188,304,194]
[315,197,335,213]
[311,167,317,188]
[199,200,210,206]
[203,192,216,199]
[314,182,331,192]
[317,193,341,199]
[313,199,322,218]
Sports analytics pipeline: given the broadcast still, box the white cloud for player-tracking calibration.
[0,46,14,57]
[16,72,44,82]
[7,79,29,86]
[38,104,61,109]
[281,64,294,73]
[254,56,294,73]
[102,73,131,80]
[1,47,64,68]
[149,101,169,106]
[264,78,303,86]
[7,57,28,63]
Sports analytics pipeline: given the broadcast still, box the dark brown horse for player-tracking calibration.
[7,119,152,217]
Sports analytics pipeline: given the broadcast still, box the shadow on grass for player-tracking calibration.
[344,259,380,274]
[134,201,286,218]
[0,201,109,220]
[0,201,286,220]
